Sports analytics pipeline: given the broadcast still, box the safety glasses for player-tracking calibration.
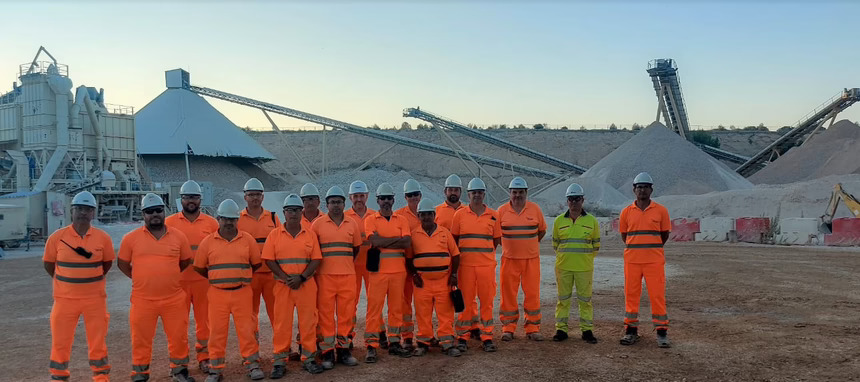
[143,207,164,215]
[405,192,421,198]
[378,196,394,201]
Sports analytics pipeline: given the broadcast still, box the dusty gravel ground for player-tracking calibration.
[1,239,858,382]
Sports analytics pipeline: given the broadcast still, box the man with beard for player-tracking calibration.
[118,193,194,382]
[165,180,219,374]
[435,174,464,231]
[44,191,114,381]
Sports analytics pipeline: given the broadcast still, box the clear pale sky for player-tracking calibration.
[2,1,859,131]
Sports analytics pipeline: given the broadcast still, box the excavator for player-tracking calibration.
[820,183,860,233]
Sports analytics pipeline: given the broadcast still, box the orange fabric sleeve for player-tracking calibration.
[248,233,262,266]
[661,207,671,232]
[194,235,210,268]
[261,229,277,261]
[309,231,322,260]
[101,233,116,262]
[43,234,57,262]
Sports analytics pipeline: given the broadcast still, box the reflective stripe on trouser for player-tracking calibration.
[624,261,668,330]
[414,277,456,350]
[500,257,541,334]
[181,278,210,362]
[456,265,496,341]
[130,292,189,377]
[50,296,110,382]
[273,280,318,364]
[365,272,406,348]
[207,286,259,373]
[554,268,594,332]
[251,272,276,343]
[402,279,414,340]
[317,274,357,353]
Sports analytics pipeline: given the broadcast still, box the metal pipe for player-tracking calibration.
[83,94,111,170]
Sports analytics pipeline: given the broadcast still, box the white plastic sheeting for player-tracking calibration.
[135,88,274,160]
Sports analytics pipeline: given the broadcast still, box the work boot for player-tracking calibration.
[247,367,265,380]
[552,330,569,342]
[412,343,429,357]
[456,339,468,352]
[482,340,497,352]
[527,332,544,342]
[656,329,671,348]
[403,338,415,352]
[269,365,287,379]
[171,369,195,382]
[320,350,335,370]
[303,360,324,375]
[198,360,211,374]
[204,373,221,382]
[364,346,378,363]
[379,331,389,350]
[388,343,412,358]
[446,347,462,357]
[336,348,358,366]
[501,332,514,342]
[582,330,598,344]
[470,328,481,341]
[620,327,640,346]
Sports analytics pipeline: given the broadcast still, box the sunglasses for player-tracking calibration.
[143,207,164,214]
[378,196,394,201]
[181,195,201,200]
[568,196,584,202]
[405,192,421,198]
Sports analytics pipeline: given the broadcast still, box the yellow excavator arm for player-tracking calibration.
[820,183,860,233]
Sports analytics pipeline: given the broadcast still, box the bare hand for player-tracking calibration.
[448,273,458,287]
[412,273,424,288]
[286,274,303,290]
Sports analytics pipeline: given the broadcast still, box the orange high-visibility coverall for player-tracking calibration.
[409,225,460,350]
[119,226,193,381]
[497,201,547,335]
[262,225,323,364]
[311,214,363,353]
[165,212,218,362]
[364,212,411,347]
[451,205,501,341]
[345,207,374,341]
[619,201,671,331]
[195,230,262,375]
[434,202,464,231]
[44,225,115,382]
[238,208,280,341]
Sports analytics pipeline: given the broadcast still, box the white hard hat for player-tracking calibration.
[509,176,528,189]
[417,199,435,213]
[300,183,320,197]
[283,193,303,208]
[141,193,165,210]
[444,174,463,188]
[71,191,97,208]
[376,183,395,197]
[216,199,241,219]
[349,180,369,194]
[565,183,584,197]
[467,177,486,191]
[633,172,654,185]
[403,179,421,194]
[180,180,202,195]
[243,178,264,192]
[325,185,346,199]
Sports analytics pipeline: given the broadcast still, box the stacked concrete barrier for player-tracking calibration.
[774,218,821,245]
[670,218,700,242]
[824,218,860,246]
[735,217,771,244]
[694,217,734,242]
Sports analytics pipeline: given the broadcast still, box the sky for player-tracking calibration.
[2,1,859,131]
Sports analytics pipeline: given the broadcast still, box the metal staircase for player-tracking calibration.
[403,108,586,174]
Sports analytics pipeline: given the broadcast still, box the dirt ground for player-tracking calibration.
[1,239,858,382]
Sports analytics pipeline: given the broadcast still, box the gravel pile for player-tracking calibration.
[749,120,860,185]
[580,122,753,197]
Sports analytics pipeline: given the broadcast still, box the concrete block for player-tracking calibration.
[775,218,821,246]
[695,217,734,242]
[670,218,699,242]
[735,217,771,244]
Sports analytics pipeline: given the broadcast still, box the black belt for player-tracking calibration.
[218,285,246,291]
